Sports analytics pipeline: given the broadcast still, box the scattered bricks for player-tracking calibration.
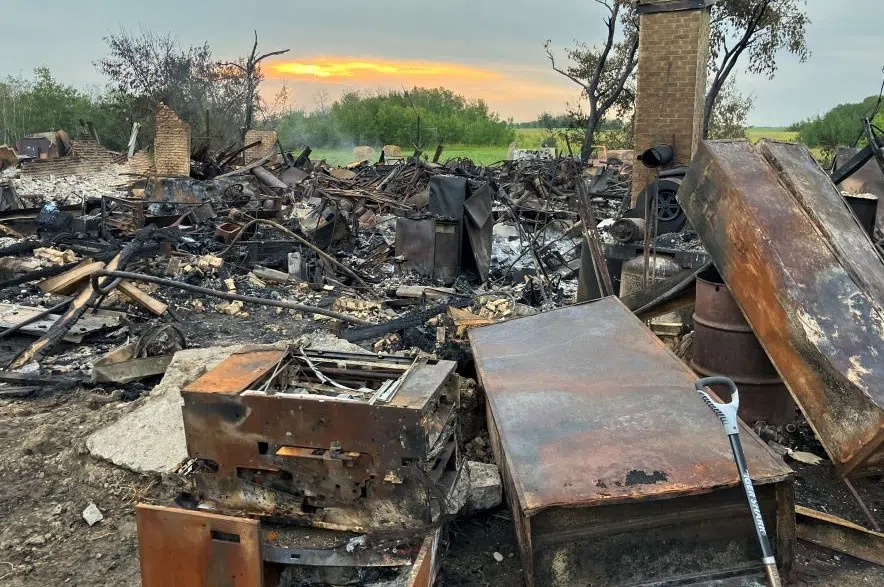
[196,254,224,271]
[33,247,78,265]
[217,301,246,317]
[154,103,191,177]
[332,297,382,313]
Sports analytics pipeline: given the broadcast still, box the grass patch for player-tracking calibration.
[309,127,809,167]
[746,127,799,142]
[310,145,511,166]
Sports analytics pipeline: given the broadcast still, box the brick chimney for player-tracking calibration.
[632,0,717,202]
[154,103,192,177]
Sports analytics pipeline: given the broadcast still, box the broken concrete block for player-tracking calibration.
[467,461,502,512]
[82,503,103,526]
[86,345,244,474]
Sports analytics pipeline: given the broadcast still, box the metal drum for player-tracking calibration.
[620,254,689,336]
[691,267,795,425]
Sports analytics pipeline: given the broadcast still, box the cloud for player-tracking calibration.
[268,57,498,82]
[264,56,576,120]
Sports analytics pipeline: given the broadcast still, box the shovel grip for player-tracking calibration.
[694,376,738,398]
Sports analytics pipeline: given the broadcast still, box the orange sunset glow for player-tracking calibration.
[268,57,498,82]
[264,56,574,119]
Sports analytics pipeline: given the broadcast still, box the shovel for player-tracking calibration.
[695,376,782,587]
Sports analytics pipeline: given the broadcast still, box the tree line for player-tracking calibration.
[1,30,286,154]
[273,88,515,150]
[793,94,884,154]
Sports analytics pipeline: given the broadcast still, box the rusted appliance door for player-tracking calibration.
[136,504,263,587]
[678,139,884,477]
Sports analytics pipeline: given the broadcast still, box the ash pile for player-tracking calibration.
[0,105,630,586]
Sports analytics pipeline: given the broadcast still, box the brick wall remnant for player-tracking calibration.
[154,104,192,177]
[243,130,278,164]
[632,1,714,202]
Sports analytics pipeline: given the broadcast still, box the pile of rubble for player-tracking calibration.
[0,105,882,586]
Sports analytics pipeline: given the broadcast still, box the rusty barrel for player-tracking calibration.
[691,268,795,425]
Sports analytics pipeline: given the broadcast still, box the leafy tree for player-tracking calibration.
[707,78,754,139]
[798,95,884,151]
[545,0,639,163]
[325,88,514,148]
[704,0,810,138]
[95,29,248,150]
[0,68,126,149]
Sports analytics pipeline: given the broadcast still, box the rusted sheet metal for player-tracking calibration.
[691,267,794,425]
[136,504,262,587]
[759,140,884,305]
[184,349,285,395]
[470,298,794,586]
[406,527,443,587]
[470,297,790,512]
[678,139,884,477]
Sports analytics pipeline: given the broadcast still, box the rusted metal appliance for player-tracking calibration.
[136,504,442,587]
[469,298,794,587]
[691,267,795,426]
[181,347,462,533]
[678,139,884,477]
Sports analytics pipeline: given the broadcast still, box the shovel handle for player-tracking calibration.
[695,376,740,436]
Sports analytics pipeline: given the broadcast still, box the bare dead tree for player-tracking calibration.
[222,31,289,141]
[545,0,638,163]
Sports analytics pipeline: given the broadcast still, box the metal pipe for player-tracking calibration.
[89,270,371,326]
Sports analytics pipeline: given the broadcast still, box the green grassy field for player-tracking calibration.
[309,127,802,166]
[746,127,799,142]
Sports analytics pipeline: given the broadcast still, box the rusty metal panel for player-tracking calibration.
[405,527,443,587]
[184,349,286,395]
[470,297,790,512]
[470,297,793,586]
[678,139,884,477]
[136,504,262,587]
[795,505,884,566]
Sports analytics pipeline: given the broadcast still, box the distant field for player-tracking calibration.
[746,127,799,142]
[309,127,803,166]
[310,145,510,166]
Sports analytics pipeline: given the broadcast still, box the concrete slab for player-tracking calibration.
[86,345,243,474]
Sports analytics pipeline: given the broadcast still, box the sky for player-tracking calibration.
[3,0,882,125]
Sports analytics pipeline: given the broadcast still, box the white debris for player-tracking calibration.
[82,503,104,526]
[345,535,368,553]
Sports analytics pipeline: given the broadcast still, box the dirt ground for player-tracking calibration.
[0,307,882,586]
